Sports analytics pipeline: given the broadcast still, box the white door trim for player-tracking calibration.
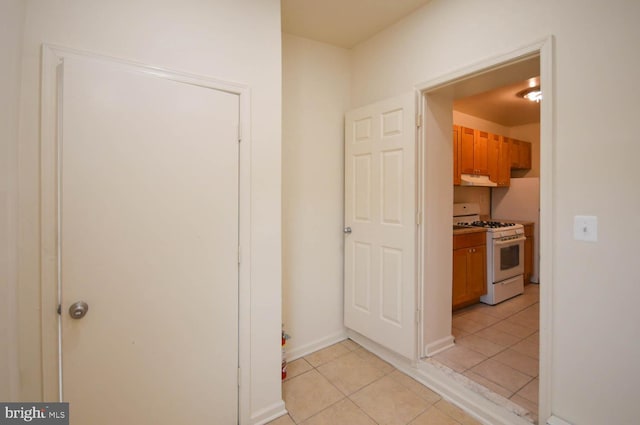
[40,44,252,422]
[415,36,554,423]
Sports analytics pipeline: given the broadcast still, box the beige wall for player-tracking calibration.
[282,34,350,358]
[0,0,25,402]
[17,0,282,420]
[351,0,640,423]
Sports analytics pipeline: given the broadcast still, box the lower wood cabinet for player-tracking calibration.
[523,223,534,283]
[452,231,487,310]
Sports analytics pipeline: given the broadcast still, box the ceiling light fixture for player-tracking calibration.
[517,86,542,103]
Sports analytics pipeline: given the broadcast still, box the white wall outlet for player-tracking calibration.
[573,215,598,242]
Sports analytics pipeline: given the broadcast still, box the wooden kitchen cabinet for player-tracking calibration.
[523,223,534,283]
[509,138,532,170]
[488,133,511,187]
[453,125,461,185]
[459,127,489,176]
[452,231,487,310]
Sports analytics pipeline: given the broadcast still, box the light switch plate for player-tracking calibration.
[573,215,598,242]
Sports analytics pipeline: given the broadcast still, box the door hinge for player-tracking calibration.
[57,304,61,315]
[238,123,242,143]
[415,309,421,324]
[237,367,241,388]
[238,246,241,265]
[416,114,422,128]
[416,212,422,225]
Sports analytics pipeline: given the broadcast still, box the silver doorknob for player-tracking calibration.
[343,226,352,234]
[69,301,89,319]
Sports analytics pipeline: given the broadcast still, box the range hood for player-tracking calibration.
[460,173,497,187]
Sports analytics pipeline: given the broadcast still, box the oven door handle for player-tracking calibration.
[494,236,526,246]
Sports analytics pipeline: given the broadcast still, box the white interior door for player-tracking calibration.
[58,56,239,424]
[344,92,417,359]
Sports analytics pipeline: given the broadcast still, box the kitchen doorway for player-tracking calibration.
[416,38,553,424]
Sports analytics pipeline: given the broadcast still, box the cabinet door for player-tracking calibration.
[453,125,461,185]
[452,247,469,307]
[467,245,487,298]
[459,127,475,174]
[509,138,520,168]
[487,132,500,184]
[523,224,534,283]
[474,130,490,175]
[498,136,511,186]
[519,141,532,169]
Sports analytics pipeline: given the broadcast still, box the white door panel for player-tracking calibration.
[344,92,417,359]
[59,57,239,424]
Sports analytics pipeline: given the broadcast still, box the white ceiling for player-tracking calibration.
[281,0,432,48]
[453,77,541,127]
[281,0,541,126]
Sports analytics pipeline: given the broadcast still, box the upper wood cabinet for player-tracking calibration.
[459,127,489,176]
[488,132,510,186]
[509,138,532,169]
[453,125,531,186]
[453,125,461,185]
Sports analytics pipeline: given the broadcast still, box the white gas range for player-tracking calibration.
[453,203,525,305]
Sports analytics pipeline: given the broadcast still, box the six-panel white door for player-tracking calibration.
[344,92,417,359]
[58,56,240,424]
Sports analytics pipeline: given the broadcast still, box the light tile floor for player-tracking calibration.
[270,285,540,425]
[271,339,482,425]
[434,284,540,423]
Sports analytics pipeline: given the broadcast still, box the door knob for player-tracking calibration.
[69,301,89,319]
[343,226,352,234]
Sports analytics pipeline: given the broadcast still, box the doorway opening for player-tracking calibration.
[417,38,553,424]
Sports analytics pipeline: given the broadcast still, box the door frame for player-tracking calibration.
[415,36,554,422]
[39,44,252,422]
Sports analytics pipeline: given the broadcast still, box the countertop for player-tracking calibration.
[453,226,487,236]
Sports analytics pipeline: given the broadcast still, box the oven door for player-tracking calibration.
[492,236,525,283]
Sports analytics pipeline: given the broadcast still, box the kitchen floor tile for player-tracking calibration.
[470,359,533,393]
[451,327,469,340]
[510,338,539,360]
[317,350,389,395]
[282,369,344,423]
[492,349,539,377]
[473,326,521,347]
[456,334,506,357]
[514,378,539,404]
[451,316,487,334]
[301,399,376,425]
[462,370,513,398]
[459,310,502,327]
[508,306,539,329]
[432,345,487,372]
[491,320,537,339]
[304,342,350,367]
[351,375,431,425]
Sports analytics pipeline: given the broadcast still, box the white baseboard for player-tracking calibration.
[285,329,348,361]
[346,330,534,425]
[251,400,287,425]
[547,416,572,425]
[423,334,455,357]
